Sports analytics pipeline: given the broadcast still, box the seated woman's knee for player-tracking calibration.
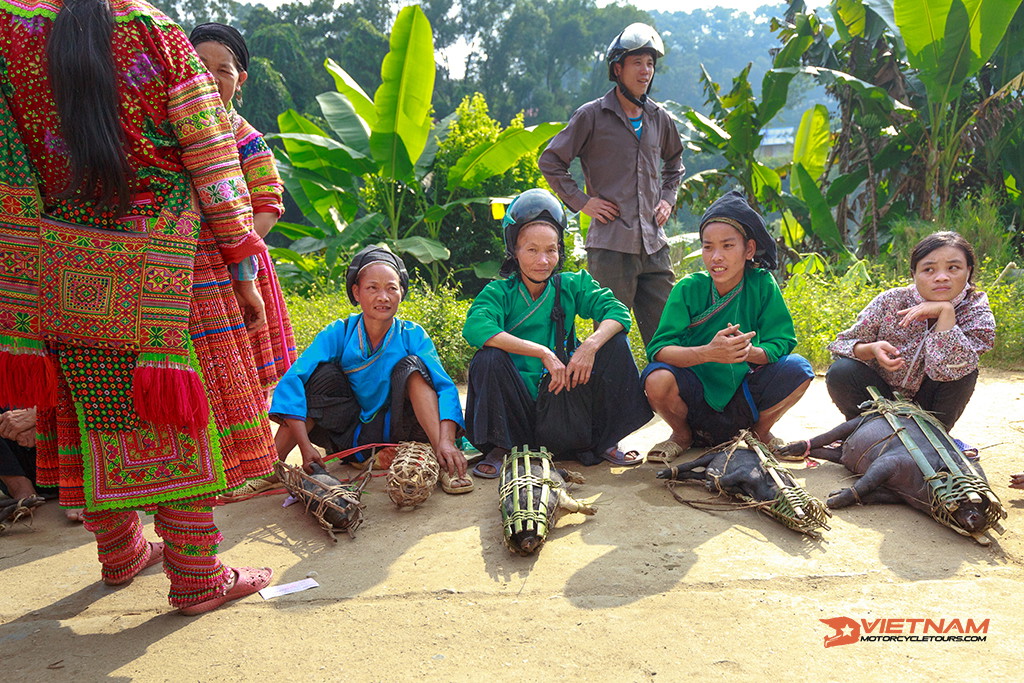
[644,369,679,405]
[468,346,513,375]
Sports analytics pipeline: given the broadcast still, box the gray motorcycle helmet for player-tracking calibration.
[606,22,665,105]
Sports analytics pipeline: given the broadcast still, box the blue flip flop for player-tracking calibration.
[601,448,644,467]
[471,449,504,479]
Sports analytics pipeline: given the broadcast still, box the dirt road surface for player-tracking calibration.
[3,371,1023,681]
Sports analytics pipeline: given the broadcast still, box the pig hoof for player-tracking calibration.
[826,490,854,509]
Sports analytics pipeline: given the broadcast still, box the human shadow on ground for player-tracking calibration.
[211,460,497,603]
[0,501,94,568]
[798,459,1005,581]
[0,583,190,680]
[560,459,828,609]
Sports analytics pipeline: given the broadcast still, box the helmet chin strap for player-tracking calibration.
[617,81,648,108]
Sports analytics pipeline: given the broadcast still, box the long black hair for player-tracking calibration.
[47,0,134,215]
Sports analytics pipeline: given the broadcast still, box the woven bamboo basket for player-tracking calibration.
[385,441,439,508]
[275,461,368,541]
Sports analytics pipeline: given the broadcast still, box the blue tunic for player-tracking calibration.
[271,314,464,429]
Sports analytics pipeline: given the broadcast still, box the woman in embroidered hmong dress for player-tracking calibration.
[461,189,652,478]
[641,191,814,463]
[0,0,276,613]
[826,231,995,439]
[189,22,297,392]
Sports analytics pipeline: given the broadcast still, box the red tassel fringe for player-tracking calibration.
[0,351,57,409]
[133,366,210,437]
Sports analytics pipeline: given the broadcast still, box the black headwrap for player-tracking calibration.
[190,23,249,71]
[345,246,410,305]
[698,190,778,270]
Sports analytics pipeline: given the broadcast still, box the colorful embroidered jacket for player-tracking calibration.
[828,285,995,396]
[462,270,632,399]
[271,314,464,431]
[231,109,284,218]
[646,268,797,412]
[0,0,264,261]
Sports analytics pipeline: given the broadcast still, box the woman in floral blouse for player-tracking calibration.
[826,232,995,432]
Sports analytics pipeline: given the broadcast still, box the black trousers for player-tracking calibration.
[464,332,653,466]
[825,356,977,430]
[303,355,433,460]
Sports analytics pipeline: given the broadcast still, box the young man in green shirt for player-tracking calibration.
[642,191,813,463]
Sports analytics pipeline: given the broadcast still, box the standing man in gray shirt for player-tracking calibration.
[539,22,684,345]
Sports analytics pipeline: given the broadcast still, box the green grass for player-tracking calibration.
[284,283,475,382]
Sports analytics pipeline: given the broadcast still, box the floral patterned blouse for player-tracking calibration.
[828,284,995,397]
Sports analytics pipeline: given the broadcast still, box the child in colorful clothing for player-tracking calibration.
[190,23,298,391]
[826,231,995,435]
[270,247,472,494]
[642,191,814,463]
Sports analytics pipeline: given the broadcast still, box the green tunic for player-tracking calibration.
[463,270,632,399]
[646,268,797,411]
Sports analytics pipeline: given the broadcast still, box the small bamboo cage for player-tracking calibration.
[385,441,439,508]
[275,461,369,541]
[668,430,831,537]
[862,389,1007,543]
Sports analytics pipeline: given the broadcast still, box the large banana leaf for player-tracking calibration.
[416,113,456,181]
[371,5,435,182]
[273,147,359,230]
[446,122,565,191]
[760,68,797,124]
[895,0,1022,103]
[682,110,730,147]
[833,0,868,39]
[751,161,782,203]
[338,213,387,247]
[324,58,377,128]
[769,66,912,110]
[864,0,899,36]
[272,221,326,241]
[393,235,450,264]
[275,110,375,177]
[723,101,762,158]
[791,104,832,202]
[316,91,371,156]
[793,163,848,255]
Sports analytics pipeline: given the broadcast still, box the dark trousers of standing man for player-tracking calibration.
[587,246,674,346]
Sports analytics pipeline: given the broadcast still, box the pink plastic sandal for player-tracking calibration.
[104,541,164,586]
[178,566,273,616]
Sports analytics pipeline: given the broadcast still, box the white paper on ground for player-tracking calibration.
[259,578,320,600]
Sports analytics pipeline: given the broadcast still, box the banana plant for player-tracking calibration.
[271,4,563,289]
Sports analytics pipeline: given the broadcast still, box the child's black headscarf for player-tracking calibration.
[345,246,409,304]
[698,190,777,270]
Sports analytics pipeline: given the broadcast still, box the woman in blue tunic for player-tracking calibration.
[270,247,471,493]
[462,189,652,477]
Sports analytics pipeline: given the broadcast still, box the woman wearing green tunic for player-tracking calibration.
[463,189,652,477]
[642,191,814,463]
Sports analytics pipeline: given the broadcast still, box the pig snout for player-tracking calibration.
[954,503,988,533]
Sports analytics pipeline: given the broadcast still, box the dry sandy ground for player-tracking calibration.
[2,370,1023,681]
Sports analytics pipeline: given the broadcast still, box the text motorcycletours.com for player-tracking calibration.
[819,617,989,648]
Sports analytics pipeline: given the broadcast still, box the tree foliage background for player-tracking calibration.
[165,0,817,134]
